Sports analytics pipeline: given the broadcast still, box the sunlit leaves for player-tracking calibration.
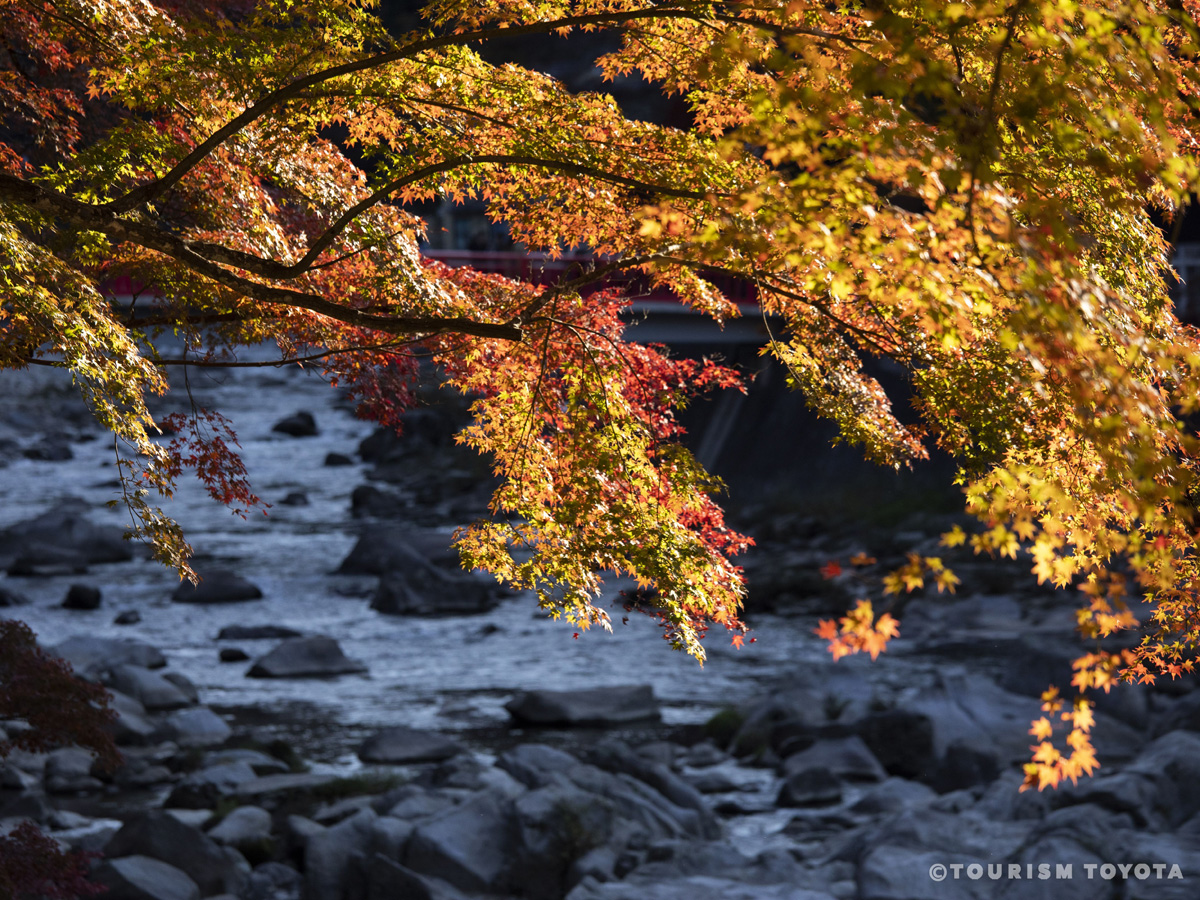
[6,0,1200,740]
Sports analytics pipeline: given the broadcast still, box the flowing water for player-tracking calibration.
[0,358,829,773]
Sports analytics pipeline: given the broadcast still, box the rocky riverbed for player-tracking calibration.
[2,361,1200,899]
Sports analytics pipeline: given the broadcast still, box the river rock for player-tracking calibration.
[62,583,101,610]
[325,452,354,467]
[166,761,259,809]
[204,748,290,776]
[50,635,166,677]
[246,636,367,678]
[23,440,71,461]
[108,665,194,711]
[586,740,712,824]
[162,707,232,747]
[272,411,318,436]
[244,863,302,900]
[777,766,842,807]
[506,685,661,726]
[1056,730,1200,829]
[780,736,886,782]
[114,609,142,625]
[359,726,462,765]
[44,746,102,793]
[370,572,495,617]
[406,792,517,893]
[105,690,157,745]
[219,647,250,662]
[854,709,937,780]
[848,777,938,815]
[496,744,581,788]
[104,810,245,896]
[93,855,200,900]
[351,484,409,518]
[365,855,469,900]
[337,527,463,575]
[173,570,263,604]
[0,501,133,566]
[305,808,377,900]
[207,805,272,848]
[7,542,88,576]
[217,624,301,640]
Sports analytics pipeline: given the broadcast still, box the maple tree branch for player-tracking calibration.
[98,7,764,215]
[187,155,715,282]
[0,173,522,342]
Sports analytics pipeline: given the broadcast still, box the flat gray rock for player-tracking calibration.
[358,726,462,765]
[246,636,366,678]
[506,685,660,726]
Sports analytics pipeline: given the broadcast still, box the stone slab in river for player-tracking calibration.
[172,569,263,604]
[358,726,462,764]
[246,636,367,678]
[505,685,661,726]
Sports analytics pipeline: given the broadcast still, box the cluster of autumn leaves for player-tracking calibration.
[3,0,1200,794]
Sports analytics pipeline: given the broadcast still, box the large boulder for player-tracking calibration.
[104,810,246,896]
[359,727,462,765]
[93,855,200,900]
[899,669,1143,766]
[1054,730,1200,829]
[406,792,518,893]
[305,808,377,900]
[246,636,367,678]
[506,685,661,726]
[173,570,263,604]
[497,744,708,841]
